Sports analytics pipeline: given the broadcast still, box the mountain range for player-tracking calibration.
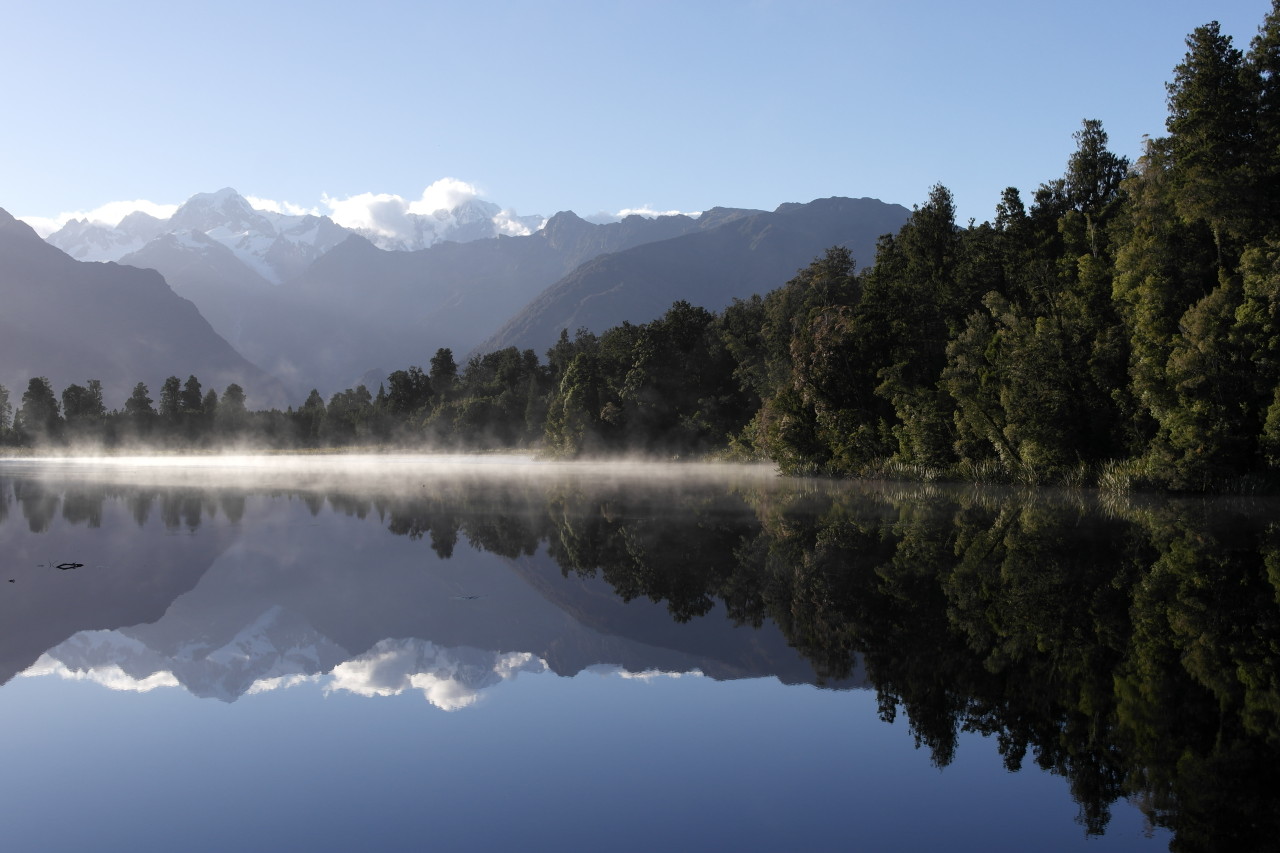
[13,189,911,405]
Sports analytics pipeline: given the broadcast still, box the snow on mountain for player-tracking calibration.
[31,605,347,703]
[161,188,353,284]
[46,209,166,261]
[44,187,546,284]
[30,619,547,709]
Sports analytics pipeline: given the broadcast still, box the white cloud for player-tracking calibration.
[246,673,322,694]
[325,640,545,711]
[19,199,180,237]
[23,655,180,692]
[407,178,482,216]
[407,672,483,711]
[318,179,535,247]
[584,664,704,681]
[321,191,413,239]
[321,179,489,240]
[244,196,320,217]
[618,206,698,219]
[321,179,481,235]
[493,208,543,236]
[583,205,700,225]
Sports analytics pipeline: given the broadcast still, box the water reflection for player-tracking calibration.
[1,458,1278,849]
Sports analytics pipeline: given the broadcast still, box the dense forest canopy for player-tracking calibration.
[9,4,1280,492]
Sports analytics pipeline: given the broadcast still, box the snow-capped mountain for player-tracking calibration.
[45,187,546,285]
[46,209,167,262]
[32,606,346,703]
[32,618,547,709]
[161,188,356,282]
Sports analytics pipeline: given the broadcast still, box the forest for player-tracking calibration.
[6,5,1280,492]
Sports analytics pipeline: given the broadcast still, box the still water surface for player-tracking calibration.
[2,456,1275,851]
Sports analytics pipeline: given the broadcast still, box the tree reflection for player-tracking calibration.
[60,487,105,528]
[159,490,207,532]
[15,480,60,533]
[5,469,1278,849]
[393,478,1280,849]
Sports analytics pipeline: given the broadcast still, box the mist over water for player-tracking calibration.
[0,452,783,489]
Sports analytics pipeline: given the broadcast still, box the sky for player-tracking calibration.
[2,0,1275,237]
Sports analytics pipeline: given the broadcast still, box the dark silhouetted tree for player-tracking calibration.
[15,377,62,443]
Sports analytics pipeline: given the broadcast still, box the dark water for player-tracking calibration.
[2,456,1277,852]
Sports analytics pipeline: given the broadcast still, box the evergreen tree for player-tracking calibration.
[1064,119,1130,257]
[0,384,10,442]
[202,388,219,422]
[614,301,746,453]
[124,383,155,418]
[324,385,373,444]
[1165,21,1257,256]
[1248,1,1280,225]
[15,377,62,443]
[218,384,247,436]
[158,376,182,420]
[386,366,433,419]
[296,389,326,446]
[122,382,154,441]
[181,375,204,413]
[61,380,105,423]
[545,352,605,456]
[861,184,966,466]
[429,348,458,400]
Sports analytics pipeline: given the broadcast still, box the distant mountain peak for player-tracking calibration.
[169,187,274,237]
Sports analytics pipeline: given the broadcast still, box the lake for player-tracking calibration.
[1,455,1275,852]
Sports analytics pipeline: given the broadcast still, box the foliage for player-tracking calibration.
[10,7,1280,489]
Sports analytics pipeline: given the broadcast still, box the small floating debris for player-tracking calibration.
[451,594,483,601]
[56,562,84,571]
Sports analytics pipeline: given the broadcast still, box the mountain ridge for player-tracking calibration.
[480,196,911,354]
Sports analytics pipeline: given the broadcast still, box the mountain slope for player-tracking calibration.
[0,209,287,408]
[481,196,911,354]
[226,207,763,393]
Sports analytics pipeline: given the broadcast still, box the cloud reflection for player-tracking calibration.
[584,664,704,682]
[25,632,550,712]
[327,640,546,711]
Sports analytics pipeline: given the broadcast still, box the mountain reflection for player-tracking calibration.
[2,459,1279,848]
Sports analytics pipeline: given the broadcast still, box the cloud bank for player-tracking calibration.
[17,180,694,245]
[21,199,181,237]
[326,639,546,711]
[583,205,701,225]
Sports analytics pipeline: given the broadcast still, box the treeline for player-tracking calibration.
[8,7,1280,490]
[0,346,554,450]
[0,375,257,448]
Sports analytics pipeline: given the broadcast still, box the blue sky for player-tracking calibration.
[2,0,1273,236]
